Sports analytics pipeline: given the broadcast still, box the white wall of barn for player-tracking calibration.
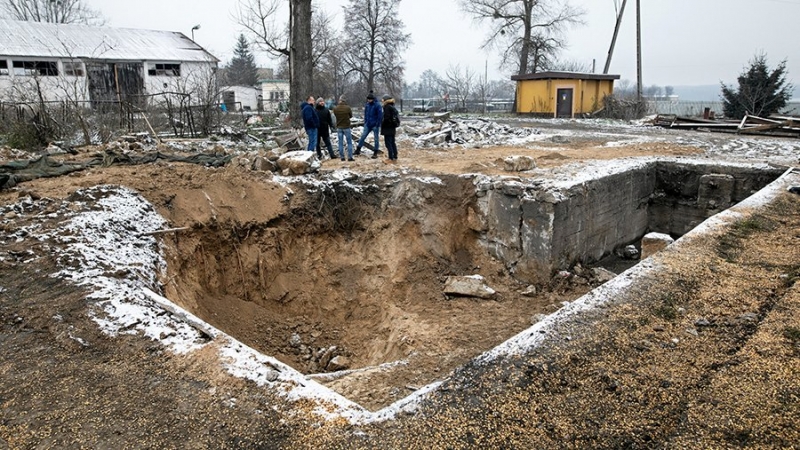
[0,58,217,106]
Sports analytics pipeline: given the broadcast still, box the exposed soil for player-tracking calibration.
[1,122,798,448]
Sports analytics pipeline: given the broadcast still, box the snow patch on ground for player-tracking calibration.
[19,186,375,422]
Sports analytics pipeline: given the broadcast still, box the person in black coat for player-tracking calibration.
[380,94,400,162]
[315,97,336,159]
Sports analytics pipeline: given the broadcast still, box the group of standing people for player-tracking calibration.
[301,90,400,163]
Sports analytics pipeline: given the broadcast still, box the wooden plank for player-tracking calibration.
[669,123,739,129]
[739,120,790,133]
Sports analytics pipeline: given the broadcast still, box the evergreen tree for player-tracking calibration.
[721,54,793,119]
[226,34,260,87]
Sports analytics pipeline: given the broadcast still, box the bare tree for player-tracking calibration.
[459,0,583,76]
[0,0,105,25]
[549,58,592,73]
[341,0,410,95]
[235,0,288,59]
[443,64,475,111]
[310,6,338,95]
[236,0,312,126]
[419,69,443,98]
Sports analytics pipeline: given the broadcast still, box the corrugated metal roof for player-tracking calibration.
[511,71,621,81]
[0,19,218,62]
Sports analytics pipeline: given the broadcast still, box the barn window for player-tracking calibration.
[12,60,59,76]
[0,60,8,76]
[63,61,84,77]
[148,63,181,77]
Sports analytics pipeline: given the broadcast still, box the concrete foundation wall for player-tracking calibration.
[473,161,784,284]
[649,162,784,236]
[547,167,655,269]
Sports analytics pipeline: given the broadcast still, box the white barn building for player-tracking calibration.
[0,18,219,107]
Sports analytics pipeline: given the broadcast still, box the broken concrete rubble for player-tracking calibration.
[443,275,497,299]
[276,151,320,176]
[503,155,537,172]
[401,117,541,148]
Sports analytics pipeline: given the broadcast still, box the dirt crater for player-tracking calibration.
[158,174,591,409]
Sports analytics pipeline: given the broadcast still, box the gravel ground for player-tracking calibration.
[1,119,798,448]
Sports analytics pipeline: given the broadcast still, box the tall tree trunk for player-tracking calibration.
[517,0,534,76]
[290,0,313,128]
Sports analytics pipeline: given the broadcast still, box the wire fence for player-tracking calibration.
[0,93,260,148]
[648,100,800,118]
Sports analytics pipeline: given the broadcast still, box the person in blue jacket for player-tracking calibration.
[301,95,319,152]
[355,91,383,158]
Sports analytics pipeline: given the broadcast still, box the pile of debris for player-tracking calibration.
[401,114,541,148]
[653,113,800,138]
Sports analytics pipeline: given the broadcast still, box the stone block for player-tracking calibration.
[443,275,496,299]
[503,155,537,172]
[641,232,674,259]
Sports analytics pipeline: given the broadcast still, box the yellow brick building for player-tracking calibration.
[511,71,620,117]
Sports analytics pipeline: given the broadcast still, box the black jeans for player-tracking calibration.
[383,134,398,160]
[317,134,335,158]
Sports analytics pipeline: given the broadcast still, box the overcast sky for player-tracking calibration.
[84,0,799,89]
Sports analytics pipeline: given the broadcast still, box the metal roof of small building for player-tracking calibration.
[0,19,218,63]
[511,71,621,81]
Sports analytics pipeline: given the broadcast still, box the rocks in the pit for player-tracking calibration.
[555,264,618,286]
[443,275,496,299]
[503,155,537,172]
[591,267,617,283]
[788,186,800,195]
[641,232,675,259]
[277,151,320,175]
[289,333,302,348]
[288,333,351,372]
[327,356,351,371]
[615,244,640,260]
[521,285,538,297]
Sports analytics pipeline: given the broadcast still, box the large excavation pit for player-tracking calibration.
[157,160,784,410]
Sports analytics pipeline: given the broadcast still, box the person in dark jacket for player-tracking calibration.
[332,95,355,161]
[355,91,383,158]
[315,97,336,159]
[380,94,400,162]
[301,95,319,152]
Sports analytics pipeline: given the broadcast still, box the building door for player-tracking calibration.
[556,88,573,118]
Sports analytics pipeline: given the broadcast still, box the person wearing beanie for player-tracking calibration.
[355,90,383,158]
[315,97,336,159]
[301,95,319,152]
[333,95,355,161]
[380,94,400,163]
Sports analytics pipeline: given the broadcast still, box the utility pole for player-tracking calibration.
[603,0,627,74]
[636,0,643,100]
[484,59,488,114]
